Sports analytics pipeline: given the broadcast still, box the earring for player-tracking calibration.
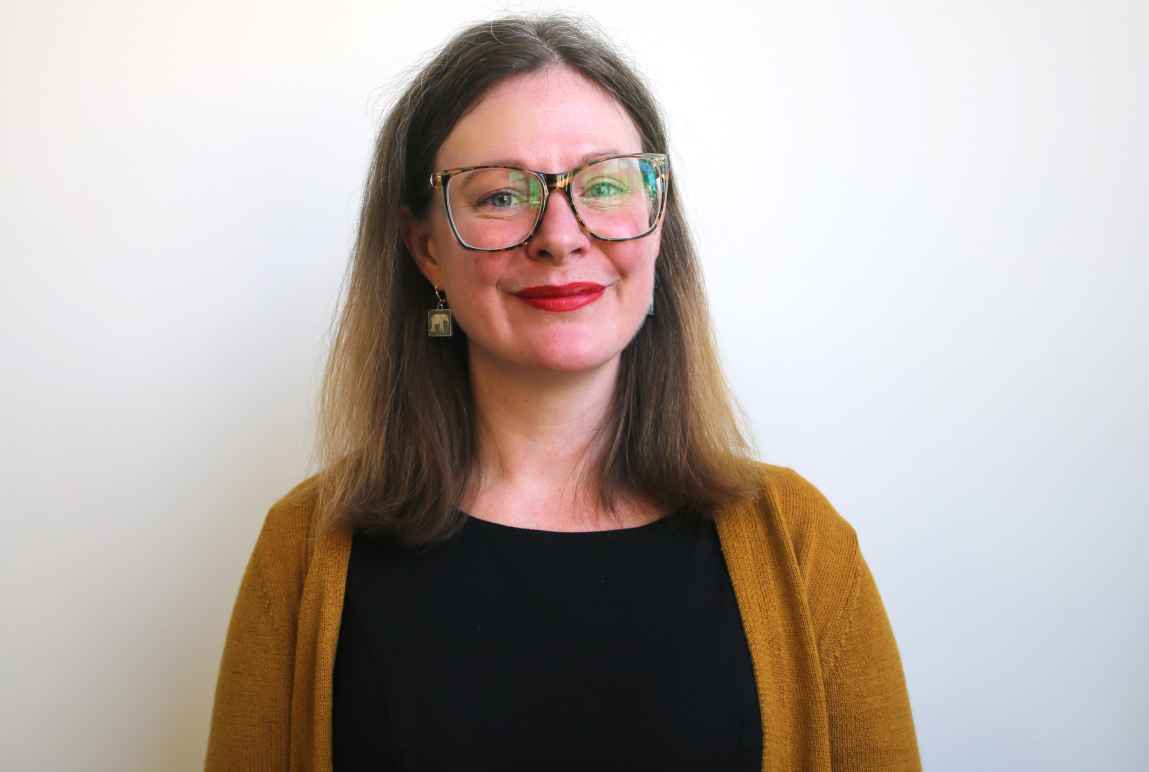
[427,286,453,338]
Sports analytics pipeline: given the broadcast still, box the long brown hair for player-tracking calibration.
[312,13,758,546]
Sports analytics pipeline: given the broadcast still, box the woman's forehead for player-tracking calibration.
[434,66,643,172]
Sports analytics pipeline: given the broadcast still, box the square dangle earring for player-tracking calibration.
[427,286,453,338]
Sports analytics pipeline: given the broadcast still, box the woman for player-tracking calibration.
[205,14,921,772]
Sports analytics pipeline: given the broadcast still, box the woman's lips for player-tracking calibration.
[514,282,606,312]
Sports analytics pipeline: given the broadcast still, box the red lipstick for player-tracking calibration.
[514,282,606,312]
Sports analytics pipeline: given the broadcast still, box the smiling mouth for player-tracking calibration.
[514,282,606,312]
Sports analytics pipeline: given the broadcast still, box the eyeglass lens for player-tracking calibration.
[445,156,665,250]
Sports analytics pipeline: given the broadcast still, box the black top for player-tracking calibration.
[332,507,762,771]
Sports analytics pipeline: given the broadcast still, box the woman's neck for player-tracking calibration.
[461,349,658,531]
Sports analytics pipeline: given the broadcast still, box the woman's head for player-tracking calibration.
[317,14,756,544]
[403,65,662,376]
[388,15,679,378]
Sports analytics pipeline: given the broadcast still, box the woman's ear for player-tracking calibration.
[399,206,443,287]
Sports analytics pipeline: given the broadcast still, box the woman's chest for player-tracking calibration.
[331,515,762,771]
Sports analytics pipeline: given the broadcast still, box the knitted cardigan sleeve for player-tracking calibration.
[822,546,921,770]
[204,485,314,771]
[770,466,922,770]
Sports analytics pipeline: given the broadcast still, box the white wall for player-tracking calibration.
[2,1,1145,769]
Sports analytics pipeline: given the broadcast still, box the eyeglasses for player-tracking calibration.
[428,152,670,252]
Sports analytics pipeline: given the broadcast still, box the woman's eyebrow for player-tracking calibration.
[476,150,625,169]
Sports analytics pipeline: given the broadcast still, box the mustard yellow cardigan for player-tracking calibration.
[205,464,921,771]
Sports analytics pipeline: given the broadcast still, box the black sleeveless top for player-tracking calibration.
[332,507,762,771]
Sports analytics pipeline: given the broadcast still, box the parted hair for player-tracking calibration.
[312,13,758,546]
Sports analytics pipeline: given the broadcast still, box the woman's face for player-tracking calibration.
[403,65,661,379]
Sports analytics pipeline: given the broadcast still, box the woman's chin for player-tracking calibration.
[470,338,624,379]
[534,354,617,375]
[522,345,620,375]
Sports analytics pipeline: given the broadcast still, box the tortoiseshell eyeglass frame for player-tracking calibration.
[427,152,671,253]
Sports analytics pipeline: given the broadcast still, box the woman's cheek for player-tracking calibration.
[608,241,658,279]
[452,249,509,288]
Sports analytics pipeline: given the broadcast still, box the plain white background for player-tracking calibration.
[2,0,1145,769]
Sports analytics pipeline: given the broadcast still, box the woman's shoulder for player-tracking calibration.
[757,462,858,535]
[262,472,323,539]
[724,461,862,576]
[271,471,323,512]
[245,472,326,591]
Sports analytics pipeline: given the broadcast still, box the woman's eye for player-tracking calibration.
[582,178,627,199]
[477,190,521,208]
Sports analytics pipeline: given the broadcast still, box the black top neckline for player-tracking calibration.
[458,505,688,537]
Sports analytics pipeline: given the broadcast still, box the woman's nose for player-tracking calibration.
[524,190,591,263]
